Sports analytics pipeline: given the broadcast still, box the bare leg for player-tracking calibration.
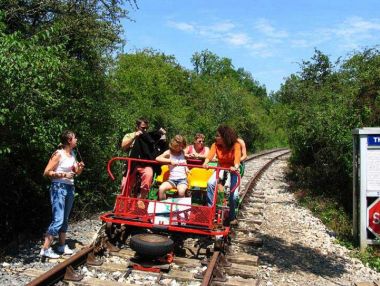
[158,182,173,200]
[43,234,54,250]
[58,232,66,246]
[177,184,187,198]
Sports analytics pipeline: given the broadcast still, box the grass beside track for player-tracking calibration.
[291,187,380,272]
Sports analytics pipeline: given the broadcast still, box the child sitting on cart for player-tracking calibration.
[156,135,189,200]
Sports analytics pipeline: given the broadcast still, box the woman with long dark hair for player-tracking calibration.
[41,130,85,258]
[202,125,241,224]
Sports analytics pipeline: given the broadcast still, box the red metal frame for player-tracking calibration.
[101,157,240,237]
[132,264,161,273]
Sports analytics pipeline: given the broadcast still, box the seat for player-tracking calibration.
[155,165,178,195]
[187,167,213,189]
[155,165,170,183]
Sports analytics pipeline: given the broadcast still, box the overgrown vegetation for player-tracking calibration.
[277,47,380,270]
[275,48,380,212]
[2,2,380,273]
[293,188,353,242]
[0,2,286,246]
[354,246,380,272]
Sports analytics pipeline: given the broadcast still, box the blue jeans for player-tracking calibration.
[206,171,238,220]
[46,182,75,236]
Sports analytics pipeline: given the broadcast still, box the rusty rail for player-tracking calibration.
[201,148,290,286]
[246,147,288,162]
[28,148,290,286]
[240,149,290,204]
[201,251,220,286]
[26,246,95,286]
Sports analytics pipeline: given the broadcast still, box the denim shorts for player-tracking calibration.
[46,182,75,236]
[168,178,188,188]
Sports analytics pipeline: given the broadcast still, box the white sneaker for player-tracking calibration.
[57,244,73,255]
[40,248,60,259]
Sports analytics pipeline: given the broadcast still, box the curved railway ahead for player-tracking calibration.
[19,148,290,286]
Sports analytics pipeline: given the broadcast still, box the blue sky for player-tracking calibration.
[121,0,380,92]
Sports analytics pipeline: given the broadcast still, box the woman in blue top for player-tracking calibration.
[41,130,85,258]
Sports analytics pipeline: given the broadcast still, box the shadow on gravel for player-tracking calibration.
[245,233,349,278]
[1,238,85,265]
[65,238,84,250]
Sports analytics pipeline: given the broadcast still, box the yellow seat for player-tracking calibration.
[187,168,213,189]
[155,165,177,194]
[156,165,170,183]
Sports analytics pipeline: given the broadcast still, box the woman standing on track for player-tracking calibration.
[40,130,85,258]
[202,125,241,224]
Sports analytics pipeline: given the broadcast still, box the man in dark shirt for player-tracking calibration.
[121,118,166,199]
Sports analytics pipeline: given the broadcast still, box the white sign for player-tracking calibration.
[147,197,191,214]
[367,149,380,191]
[148,197,192,225]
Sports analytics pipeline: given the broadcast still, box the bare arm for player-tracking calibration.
[43,151,71,179]
[233,142,241,169]
[121,131,143,151]
[200,146,210,159]
[156,150,171,164]
[184,146,193,158]
[237,138,247,161]
[202,144,215,168]
[74,161,85,175]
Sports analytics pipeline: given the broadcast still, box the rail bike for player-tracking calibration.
[100,157,240,263]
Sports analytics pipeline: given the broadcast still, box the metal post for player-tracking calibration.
[352,135,358,242]
[359,134,368,251]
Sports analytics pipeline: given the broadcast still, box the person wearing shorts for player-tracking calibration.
[156,135,189,200]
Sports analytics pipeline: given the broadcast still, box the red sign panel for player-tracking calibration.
[367,198,380,237]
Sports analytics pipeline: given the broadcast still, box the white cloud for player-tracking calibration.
[225,33,250,46]
[167,19,274,58]
[335,17,380,37]
[167,21,194,32]
[210,21,235,32]
[166,15,380,61]
[247,42,273,58]
[289,16,380,51]
[254,18,288,38]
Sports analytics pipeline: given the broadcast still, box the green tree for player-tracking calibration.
[0,1,132,246]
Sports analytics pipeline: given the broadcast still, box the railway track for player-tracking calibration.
[23,148,290,286]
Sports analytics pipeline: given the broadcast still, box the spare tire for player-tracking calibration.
[130,233,174,257]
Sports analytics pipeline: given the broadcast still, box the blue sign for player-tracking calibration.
[368,135,380,146]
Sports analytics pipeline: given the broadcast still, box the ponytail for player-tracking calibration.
[59,130,75,148]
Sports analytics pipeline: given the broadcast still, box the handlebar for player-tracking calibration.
[107,157,239,181]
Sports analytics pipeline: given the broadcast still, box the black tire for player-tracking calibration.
[130,233,174,257]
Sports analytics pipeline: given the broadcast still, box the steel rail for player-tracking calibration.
[201,148,290,286]
[28,148,290,286]
[240,149,290,204]
[26,245,94,286]
[201,251,220,286]
[245,147,288,162]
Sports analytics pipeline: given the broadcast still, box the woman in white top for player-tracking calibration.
[40,130,85,258]
[156,135,189,200]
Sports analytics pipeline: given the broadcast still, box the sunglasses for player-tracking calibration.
[196,140,204,143]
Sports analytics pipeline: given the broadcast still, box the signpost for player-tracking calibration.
[353,128,380,251]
